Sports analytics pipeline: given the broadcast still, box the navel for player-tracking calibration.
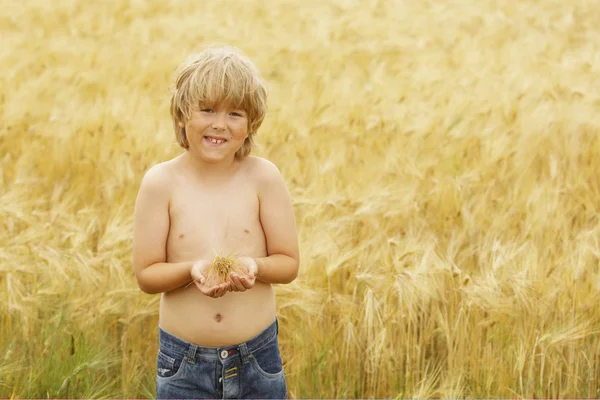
[215,313,222,323]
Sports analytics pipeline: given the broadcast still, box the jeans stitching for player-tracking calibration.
[247,328,278,354]
[156,351,187,381]
[248,355,285,379]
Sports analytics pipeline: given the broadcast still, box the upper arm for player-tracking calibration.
[257,160,300,263]
[132,164,171,278]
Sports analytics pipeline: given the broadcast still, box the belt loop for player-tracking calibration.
[187,344,198,364]
[238,343,250,364]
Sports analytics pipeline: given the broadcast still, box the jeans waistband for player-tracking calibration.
[158,318,278,362]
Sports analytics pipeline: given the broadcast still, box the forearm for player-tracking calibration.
[254,254,299,284]
[135,261,194,294]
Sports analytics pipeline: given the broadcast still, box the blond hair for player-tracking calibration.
[170,46,268,157]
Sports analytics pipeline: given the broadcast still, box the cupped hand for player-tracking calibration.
[191,260,232,298]
[229,257,258,292]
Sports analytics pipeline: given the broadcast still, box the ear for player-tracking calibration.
[178,121,185,127]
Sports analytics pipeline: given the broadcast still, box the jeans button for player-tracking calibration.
[220,350,229,359]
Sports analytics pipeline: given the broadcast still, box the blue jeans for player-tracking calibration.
[156,319,288,399]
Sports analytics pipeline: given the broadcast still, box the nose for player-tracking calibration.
[212,112,226,131]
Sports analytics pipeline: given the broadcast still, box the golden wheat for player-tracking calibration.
[1,0,600,398]
[191,255,248,288]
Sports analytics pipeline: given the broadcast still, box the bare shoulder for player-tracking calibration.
[139,157,180,194]
[242,155,282,184]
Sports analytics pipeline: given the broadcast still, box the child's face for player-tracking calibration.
[182,102,249,163]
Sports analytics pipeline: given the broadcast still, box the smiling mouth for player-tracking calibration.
[205,137,227,144]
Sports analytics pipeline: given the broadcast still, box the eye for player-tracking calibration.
[230,111,245,117]
[200,108,214,113]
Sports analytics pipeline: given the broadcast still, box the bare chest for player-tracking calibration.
[166,181,266,262]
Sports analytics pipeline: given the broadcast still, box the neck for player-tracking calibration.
[182,151,239,178]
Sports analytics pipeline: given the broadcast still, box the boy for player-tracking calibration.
[132,46,299,399]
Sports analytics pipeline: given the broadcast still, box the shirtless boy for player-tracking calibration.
[132,46,299,399]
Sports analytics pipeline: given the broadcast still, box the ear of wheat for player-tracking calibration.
[189,253,250,288]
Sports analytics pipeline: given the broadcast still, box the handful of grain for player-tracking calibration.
[202,254,249,287]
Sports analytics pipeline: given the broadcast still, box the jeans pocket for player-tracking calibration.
[249,341,284,378]
[156,349,185,379]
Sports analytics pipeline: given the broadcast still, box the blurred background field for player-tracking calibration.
[2,0,600,398]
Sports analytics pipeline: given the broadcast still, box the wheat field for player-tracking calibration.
[2,0,600,398]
